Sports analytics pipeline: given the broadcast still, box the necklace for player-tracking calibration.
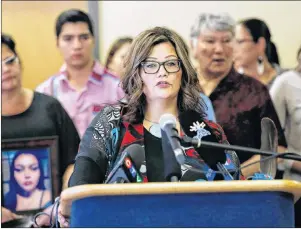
[144,117,159,124]
[144,118,161,138]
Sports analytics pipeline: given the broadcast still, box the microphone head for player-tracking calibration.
[125,144,145,170]
[260,117,278,178]
[159,113,177,130]
[105,144,145,184]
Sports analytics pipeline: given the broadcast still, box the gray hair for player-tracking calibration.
[190,12,236,38]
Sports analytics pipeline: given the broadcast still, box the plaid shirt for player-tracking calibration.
[36,61,124,138]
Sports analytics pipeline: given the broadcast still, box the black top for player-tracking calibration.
[2,92,80,191]
[144,128,165,182]
[209,67,287,163]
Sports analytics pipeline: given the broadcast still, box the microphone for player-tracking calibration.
[259,117,278,179]
[161,127,182,182]
[178,110,226,170]
[105,144,145,183]
[159,113,186,165]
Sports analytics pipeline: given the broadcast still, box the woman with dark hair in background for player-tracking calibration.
[4,150,52,212]
[1,33,80,223]
[233,18,286,88]
[105,37,133,78]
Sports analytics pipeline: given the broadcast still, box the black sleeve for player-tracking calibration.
[68,107,114,187]
[258,88,288,148]
[51,100,80,177]
[68,156,105,186]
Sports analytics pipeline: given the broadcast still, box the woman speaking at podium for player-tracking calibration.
[68,26,240,186]
[54,26,242,228]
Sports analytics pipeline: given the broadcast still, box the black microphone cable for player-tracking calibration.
[33,196,61,228]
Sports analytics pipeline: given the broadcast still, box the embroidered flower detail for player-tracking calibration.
[190,121,211,139]
[196,128,211,139]
[189,121,206,132]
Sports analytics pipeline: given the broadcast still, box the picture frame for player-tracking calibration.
[1,136,59,215]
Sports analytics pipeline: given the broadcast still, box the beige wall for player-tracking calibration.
[2,1,87,89]
[99,1,301,69]
[2,1,300,90]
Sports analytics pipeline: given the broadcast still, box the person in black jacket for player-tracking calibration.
[1,33,80,224]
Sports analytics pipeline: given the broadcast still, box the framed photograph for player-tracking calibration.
[1,136,59,214]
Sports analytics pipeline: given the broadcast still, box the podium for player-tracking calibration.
[60,180,301,227]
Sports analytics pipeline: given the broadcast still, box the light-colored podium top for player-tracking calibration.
[60,180,301,216]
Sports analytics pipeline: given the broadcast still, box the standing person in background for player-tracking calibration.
[1,33,80,223]
[105,37,133,78]
[36,9,124,138]
[233,18,287,88]
[269,46,301,228]
[190,12,287,178]
[270,46,301,179]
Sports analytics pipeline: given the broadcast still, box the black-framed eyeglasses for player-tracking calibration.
[140,59,181,74]
[2,55,19,66]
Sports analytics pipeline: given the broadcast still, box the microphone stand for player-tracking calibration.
[182,136,301,161]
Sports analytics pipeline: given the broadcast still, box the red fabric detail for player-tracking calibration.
[119,123,144,150]
[92,105,103,113]
[103,68,120,79]
[204,119,228,143]
[120,130,137,146]
[240,175,246,180]
[185,148,198,159]
[91,72,102,81]
[118,123,147,182]
[132,123,144,135]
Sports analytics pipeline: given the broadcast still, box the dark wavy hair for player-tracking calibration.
[120,26,206,123]
[105,37,133,69]
[4,150,46,212]
[239,18,280,65]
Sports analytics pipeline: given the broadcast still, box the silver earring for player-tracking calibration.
[237,67,244,74]
[257,56,264,75]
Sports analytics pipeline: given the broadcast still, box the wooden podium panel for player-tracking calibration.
[60,180,301,227]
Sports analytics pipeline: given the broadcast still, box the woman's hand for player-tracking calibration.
[57,204,70,227]
[1,207,23,223]
[33,204,54,227]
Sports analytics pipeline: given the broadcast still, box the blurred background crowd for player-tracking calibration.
[1,1,301,227]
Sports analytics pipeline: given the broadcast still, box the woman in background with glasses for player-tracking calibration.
[1,34,80,224]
